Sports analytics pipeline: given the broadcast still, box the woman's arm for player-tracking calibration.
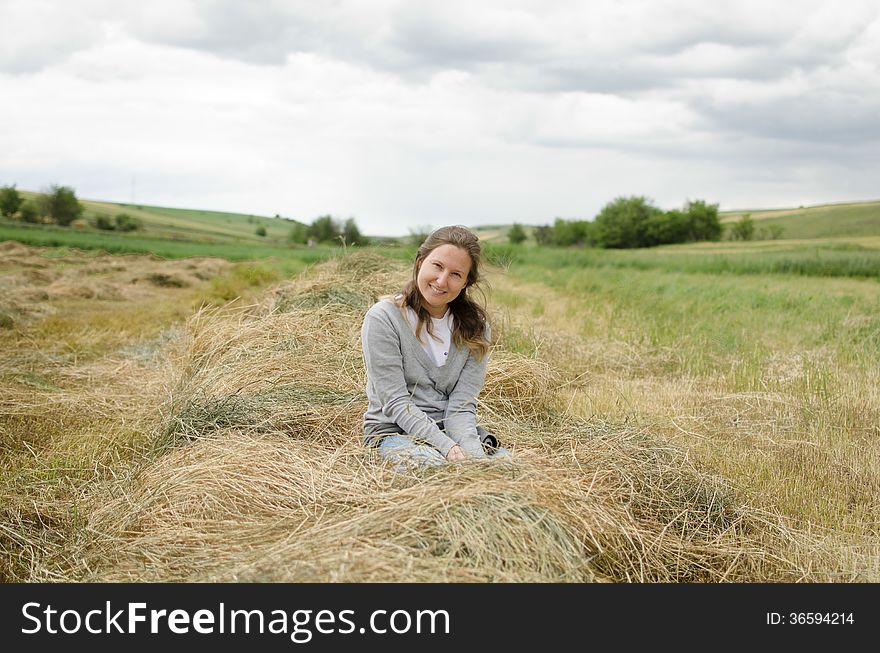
[362,307,458,457]
[443,339,489,458]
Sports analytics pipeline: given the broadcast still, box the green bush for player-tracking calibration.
[40,185,83,226]
[758,224,785,240]
[729,214,755,241]
[0,185,23,218]
[93,214,116,230]
[18,201,39,224]
[683,200,722,241]
[288,223,308,244]
[255,226,267,237]
[115,213,141,232]
[508,223,527,244]
[308,215,341,243]
[342,217,366,246]
[595,196,663,248]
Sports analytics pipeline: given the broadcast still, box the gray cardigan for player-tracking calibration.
[361,299,489,458]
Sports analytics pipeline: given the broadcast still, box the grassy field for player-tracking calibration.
[2,226,878,582]
[16,190,305,246]
[720,200,880,240]
[0,220,342,275]
[472,199,880,243]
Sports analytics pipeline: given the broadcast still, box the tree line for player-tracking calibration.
[0,184,372,244]
[506,196,782,248]
[287,215,367,246]
[0,184,88,227]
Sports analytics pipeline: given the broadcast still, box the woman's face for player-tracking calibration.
[416,244,472,317]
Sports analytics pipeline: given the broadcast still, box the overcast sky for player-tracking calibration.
[2,0,879,236]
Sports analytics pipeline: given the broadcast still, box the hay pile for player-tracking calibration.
[0,241,230,327]
[24,252,825,581]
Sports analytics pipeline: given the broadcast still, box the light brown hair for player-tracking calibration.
[395,225,490,360]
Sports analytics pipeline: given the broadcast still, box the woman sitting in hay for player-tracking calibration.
[361,225,508,468]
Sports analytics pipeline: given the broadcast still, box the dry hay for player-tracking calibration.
[63,417,824,582]
[6,250,845,582]
[0,242,230,326]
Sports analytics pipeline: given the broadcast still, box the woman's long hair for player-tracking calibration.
[395,225,490,360]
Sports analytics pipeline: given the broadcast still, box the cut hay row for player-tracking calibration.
[1,249,856,582]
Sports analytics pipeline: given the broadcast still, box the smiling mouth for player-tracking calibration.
[428,284,446,296]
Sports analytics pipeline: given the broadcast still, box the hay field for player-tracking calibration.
[1,241,876,582]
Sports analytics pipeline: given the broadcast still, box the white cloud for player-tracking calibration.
[1,0,879,235]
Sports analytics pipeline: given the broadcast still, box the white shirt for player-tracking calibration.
[404,306,453,367]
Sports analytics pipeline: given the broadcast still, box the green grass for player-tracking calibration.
[0,219,339,264]
[476,200,880,245]
[483,240,880,280]
[17,191,305,246]
[721,201,880,239]
[509,258,880,378]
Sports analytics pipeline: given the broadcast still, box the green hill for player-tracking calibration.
[5,190,880,255]
[720,200,880,240]
[15,191,304,245]
[475,200,880,244]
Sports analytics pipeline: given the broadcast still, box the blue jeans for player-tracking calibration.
[377,435,510,471]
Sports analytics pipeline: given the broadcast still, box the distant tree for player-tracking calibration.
[255,225,267,237]
[19,201,39,223]
[288,223,309,244]
[0,185,23,218]
[533,225,553,246]
[643,209,690,246]
[115,213,141,232]
[729,214,755,241]
[758,224,785,240]
[551,218,595,246]
[594,196,663,248]
[40,185,83,226]
[682,200,721,242]
[341,217,367,246]
[308,215,342,243]
[507,223,527,244]
[408,225,432,246]
[93,214,116,230]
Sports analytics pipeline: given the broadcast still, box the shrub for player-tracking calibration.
[506,223,526,244]
[408,225,432,246]
[594,196,664,248]
[729,214,755,241]
[255,226,267,237]
[115,213,141,232]
[19,201,40,223]
[40,185,83,226]
[552,218,596,246]
[308,215,343,244]
[683,200,722,241]
[644,209,690,246]
[341,217,366,246]
[533,225,553,246]
[0,185,23,218]
[93,214,116,230]
[288,223,309,244]
[759,224,785,240]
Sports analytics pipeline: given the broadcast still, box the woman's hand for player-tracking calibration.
[446,444,466,462]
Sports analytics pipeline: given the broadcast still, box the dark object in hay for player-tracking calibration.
[0,311,13,329]
[144,273,189,288]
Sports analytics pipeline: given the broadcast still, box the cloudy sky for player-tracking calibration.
[1,0,879,236]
